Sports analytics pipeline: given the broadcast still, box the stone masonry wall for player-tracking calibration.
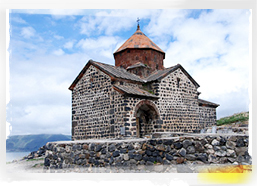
[72,65,125,140]
[152,68,200,133]
[44,134,251,169]
[199,106,217,128]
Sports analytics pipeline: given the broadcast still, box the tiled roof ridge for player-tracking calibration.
[114,28,165,54]
[113,84,159,99]
[198,98,220,107]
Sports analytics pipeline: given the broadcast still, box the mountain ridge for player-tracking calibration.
[6,134,71,152]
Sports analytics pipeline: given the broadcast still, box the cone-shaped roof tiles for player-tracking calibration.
[114,25,165,55]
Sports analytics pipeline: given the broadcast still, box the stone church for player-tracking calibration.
[69,24,219,140]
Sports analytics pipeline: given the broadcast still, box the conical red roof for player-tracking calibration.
[114,26,165,54]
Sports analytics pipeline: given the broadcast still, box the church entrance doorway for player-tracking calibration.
[134,100,159,138]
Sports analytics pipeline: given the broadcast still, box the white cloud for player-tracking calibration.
[54,34,64,40]
[76,36,121,61]
[53,49,65,56]
[21,26,36,38]
[77,9,155,36]
[64,41,74,49]
[11,16,27,24]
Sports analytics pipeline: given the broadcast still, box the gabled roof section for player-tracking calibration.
[198,99,219,108]
[113,85,158,99]
[146,64,200,88]
[114,26,165,55]
[69,60,145,90]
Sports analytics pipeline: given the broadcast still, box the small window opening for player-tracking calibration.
[177,78,180,88]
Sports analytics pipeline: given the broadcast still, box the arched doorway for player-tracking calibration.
[134,100,160,138]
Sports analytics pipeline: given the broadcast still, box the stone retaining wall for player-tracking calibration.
[44,134,251,169]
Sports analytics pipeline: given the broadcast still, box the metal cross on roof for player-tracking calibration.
[137,17,140,30]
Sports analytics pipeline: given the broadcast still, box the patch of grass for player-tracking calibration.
[217,112,249,126]
[26,158,44,162]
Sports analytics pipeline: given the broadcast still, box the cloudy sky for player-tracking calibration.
[6,9,251,137]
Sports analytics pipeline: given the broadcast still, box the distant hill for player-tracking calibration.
[6,134,71,152]
[217,111,249,126]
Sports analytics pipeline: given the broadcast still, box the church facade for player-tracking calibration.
[69,24,219,140]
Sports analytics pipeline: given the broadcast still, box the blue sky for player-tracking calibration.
[6,9,251,136]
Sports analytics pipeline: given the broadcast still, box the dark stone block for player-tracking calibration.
[128,144,134,150]
[101,148,106,154]
[196,153,208,163]
[128,152,135,159]
[236,138,245,147]
[150,140,156,146]
[146,150,152,156]
[109,157,114,164]
[134,154,142,161]
[95,145,102,152]
[174,142,183,149]
[108,144,116,152]
[113,151,120,157]
[156,156,163,163]
[179,148,186,157]
[44,158,50,166]
[185,154,196,161]
[156,140,163,144]
[53,154,58,160]
[148,157,156,163]
[152,151,158,157]
[110,109,114,115]
[166,153,173,161]
[194,141,205,152]
[89,151,95,157]
[89,143,95,151]
[88,157,95,164]
[163,139,173,145]
[220,137,226,146]
[182,140,192,149]
[125,107,131,111]
[131,122,136,126]
[120,148,127,153]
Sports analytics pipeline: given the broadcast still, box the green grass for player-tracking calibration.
[26,158,44,162]
[217,112,249,126]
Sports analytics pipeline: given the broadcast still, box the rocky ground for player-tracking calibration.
[6,156,252,173]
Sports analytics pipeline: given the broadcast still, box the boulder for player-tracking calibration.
[235,147,248,156]
[176,157,184,164]
[226,149,236,157]
[185,154,196,161]
[215,150,226,157]
[174,142,183,149]
[226,140,236,149]
[165,153,173,161]
[236,138,245,147]
[95,145,102,152]
[186,146,196,154]
[123,154,129,161]
[108,144,116,152]
[183,140,192,148]
[179,148,186,157]
[211,139,220,146]
[194,141,205,152]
